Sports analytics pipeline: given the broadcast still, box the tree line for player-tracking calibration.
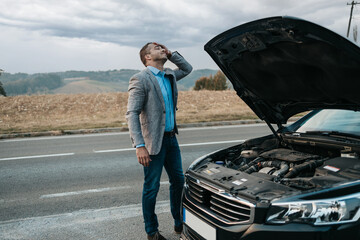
[193,70,228,91]
[0,69,228,96]
[3,74,64,96]
[0,69,6,96]
[0,69,142,96]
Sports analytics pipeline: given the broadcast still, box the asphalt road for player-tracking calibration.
[0,124,271,240]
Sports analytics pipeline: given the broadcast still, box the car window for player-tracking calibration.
[295,109,360,136]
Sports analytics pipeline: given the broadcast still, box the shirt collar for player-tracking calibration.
[147,66,164,76]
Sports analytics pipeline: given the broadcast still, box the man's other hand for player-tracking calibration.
[136,146,152,167]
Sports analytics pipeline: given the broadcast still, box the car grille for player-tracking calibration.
[187,178,252,223]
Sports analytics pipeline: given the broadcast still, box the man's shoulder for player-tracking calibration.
[130,68,151,80]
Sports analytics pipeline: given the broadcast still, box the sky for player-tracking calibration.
[0,0,359,73]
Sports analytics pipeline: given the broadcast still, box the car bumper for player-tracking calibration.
[181,221,360,240]
[182,192,360,240]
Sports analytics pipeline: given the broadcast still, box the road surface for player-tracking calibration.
[0,124,271,240]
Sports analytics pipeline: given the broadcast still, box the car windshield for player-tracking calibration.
[295,109,360,137]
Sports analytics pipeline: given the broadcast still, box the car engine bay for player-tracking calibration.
[189,135,360,201]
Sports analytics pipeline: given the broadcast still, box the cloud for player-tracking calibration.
[0,24,144,73]
[0,0,357,72]
[1,0,350,46]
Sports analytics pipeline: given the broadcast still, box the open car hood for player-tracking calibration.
[205,16,360,125]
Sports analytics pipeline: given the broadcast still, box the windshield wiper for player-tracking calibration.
[302,131,360,141]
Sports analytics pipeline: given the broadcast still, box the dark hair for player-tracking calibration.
[139,42,153,66]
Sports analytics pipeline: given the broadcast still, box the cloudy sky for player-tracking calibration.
[0,0,358,73]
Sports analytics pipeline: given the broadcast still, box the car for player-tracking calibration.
[180,16,360,240]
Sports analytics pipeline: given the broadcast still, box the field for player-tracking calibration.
[53,79,128,94]
[0,90,257,134]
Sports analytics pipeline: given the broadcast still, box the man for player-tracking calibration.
[126,42,192,240]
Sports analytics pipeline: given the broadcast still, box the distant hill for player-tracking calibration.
[53,79,129,94]
[1,69,219,95]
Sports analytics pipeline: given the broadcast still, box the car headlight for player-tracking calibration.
[266,192,360,225]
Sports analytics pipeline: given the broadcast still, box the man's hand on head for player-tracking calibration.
[154,42,172,59]
[136,146,152,167]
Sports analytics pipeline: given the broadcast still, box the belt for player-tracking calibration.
[164,130,176,137]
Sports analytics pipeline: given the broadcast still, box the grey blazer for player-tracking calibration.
[126,51,193,155]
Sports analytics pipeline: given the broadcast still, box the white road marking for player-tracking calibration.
[40,186,131,199]
[0,153,75,162]
[93,139,245,153]
[0,200,170,225]
[3,183,168,203]
[0,140,245,162]
[93,147,135,153]
[0,132,130,142]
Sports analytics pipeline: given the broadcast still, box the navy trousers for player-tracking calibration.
[142,135,184,235]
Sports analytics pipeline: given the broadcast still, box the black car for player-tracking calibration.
[181,16,360,240]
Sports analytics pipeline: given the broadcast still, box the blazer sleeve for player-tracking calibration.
[169,51,193,81]
[126,74,146,147]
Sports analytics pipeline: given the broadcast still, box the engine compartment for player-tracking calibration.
[194,135,360,199]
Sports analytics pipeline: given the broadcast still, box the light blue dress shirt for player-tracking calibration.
[147,66,175,132]
[136,66,175,148]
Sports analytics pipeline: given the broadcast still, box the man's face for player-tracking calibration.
[146,43,168,63]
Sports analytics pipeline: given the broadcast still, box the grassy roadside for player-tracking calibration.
[0,90,257,134]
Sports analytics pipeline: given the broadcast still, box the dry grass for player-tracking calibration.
[0,90,256,134]
[177,91,255,123]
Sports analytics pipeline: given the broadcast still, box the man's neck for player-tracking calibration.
[146,61,164,71]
